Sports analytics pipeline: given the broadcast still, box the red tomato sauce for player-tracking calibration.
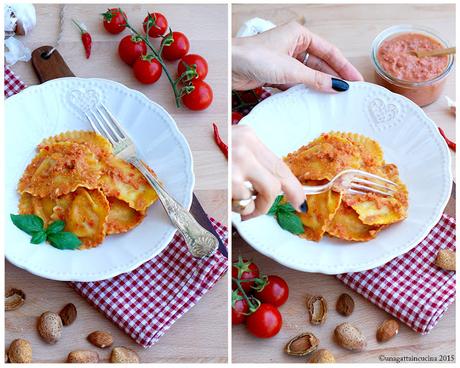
[377,33,448,82]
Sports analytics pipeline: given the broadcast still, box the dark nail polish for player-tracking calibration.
[331,78,349,92]
[300,200,308,213]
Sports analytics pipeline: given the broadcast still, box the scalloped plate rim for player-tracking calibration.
[233,82,452,274]
[5,77,195,281]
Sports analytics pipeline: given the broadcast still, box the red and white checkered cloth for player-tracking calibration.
[233,87,456,335]
[5,67,228,347]
[4,66,26,97]
[337,213,456,334]
[71,217,228,347]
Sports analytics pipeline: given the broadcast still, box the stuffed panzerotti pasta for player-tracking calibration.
[273,132,409,242]
[16,131,158,249]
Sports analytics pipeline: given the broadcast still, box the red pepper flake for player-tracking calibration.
[212,123,228,159]
[72,19,92,59]
[438,127,456,152]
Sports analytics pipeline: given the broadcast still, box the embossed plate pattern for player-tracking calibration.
[233,82,452,274]
[5,78,194,281]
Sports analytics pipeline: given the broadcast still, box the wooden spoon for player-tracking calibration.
[413,47,455,58]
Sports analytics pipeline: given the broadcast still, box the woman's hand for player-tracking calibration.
[232,21,363,92]
[232,125,307,220]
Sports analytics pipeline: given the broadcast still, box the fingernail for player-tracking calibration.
[331,78,349,92]
[300,200,308,213]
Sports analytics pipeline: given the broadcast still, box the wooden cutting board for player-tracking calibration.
[31,45,227,258]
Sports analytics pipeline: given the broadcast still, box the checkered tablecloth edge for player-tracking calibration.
[337,213,456,334]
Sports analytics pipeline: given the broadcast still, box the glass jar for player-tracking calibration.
[371,25,454,107]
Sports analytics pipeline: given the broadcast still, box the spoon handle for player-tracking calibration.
[416,47,456,58]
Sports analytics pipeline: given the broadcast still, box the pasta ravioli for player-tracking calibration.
[17,131,159,249]
[105,197,146,235]
[18,142,101,198]
[284,132,408,242]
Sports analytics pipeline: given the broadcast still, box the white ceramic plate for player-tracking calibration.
[233,82,452,274]
[5,77,194,281]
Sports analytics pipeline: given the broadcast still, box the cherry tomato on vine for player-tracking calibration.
[232,111,244,125]
[118,35,147,65]
[102,8,127,35]
[246,304,282,338]
[232,290,249,325]
[161,31,190,61]
[232,258,260,293]
[133,56,162,84]
[142,12,168,38]
[177,54,208,81]
[238,89,262,104]
[254,275,289,307]
[182,80,213,111]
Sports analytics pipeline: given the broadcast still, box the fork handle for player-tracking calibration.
[129,157,218,258]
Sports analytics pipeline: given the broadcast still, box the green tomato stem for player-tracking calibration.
[232,277,258,312]
[122,14,181,107]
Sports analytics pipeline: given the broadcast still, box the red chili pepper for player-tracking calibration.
[212,123,228,159]
[438,127,456,152]
[72,19,92,59]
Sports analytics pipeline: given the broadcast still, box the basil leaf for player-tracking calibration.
[277,202,297,214]
[48,232,81,250]
[10,214,44,235]
[46,220,65,234]
[267,195,284,216]
[277,211,304,235]
[30,230,47,244]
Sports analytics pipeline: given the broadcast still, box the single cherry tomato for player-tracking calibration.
[161,31,190,61]
[182,80,213,111]
[177,54,209,81]
[238,88,264,104]
[254,275,289,307]
[232,291,249,325]
[142,12,168,37]
[246,304,282,338]
[232,111,244,125]
[232,258,260,293]
[253,87,264,98]
[133,56,162,84]
[102,8,127,35]
[118,35,147,65]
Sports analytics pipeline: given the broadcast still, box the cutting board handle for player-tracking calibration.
[31,46,75,83]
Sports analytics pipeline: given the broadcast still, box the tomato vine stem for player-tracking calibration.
[232,277,259,312]
[120,10,181,108]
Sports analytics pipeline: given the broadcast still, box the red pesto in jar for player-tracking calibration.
[377,33,449,82]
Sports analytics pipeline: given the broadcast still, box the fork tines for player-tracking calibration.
[84,103,127,146]
[347,170,398,197]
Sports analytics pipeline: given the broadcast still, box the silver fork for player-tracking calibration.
[236,169,398,209]
[301,169,398,196]
[85,103,218,258]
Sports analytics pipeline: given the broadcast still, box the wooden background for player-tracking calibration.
[231,3,456,364]
[6,4,228,363]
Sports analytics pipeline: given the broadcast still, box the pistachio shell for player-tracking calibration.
[334,322,366,351]
[309,349,336,363]
[435,249,456,271]
[5,288,26,311]
[336,293,354,316]
[110,346,140,363]
[306,294,327,325]
[376,319,399,342]
[37,311,62,344]
[67,350,99,363]
[285,332,319,356]
[8,339,32,363]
